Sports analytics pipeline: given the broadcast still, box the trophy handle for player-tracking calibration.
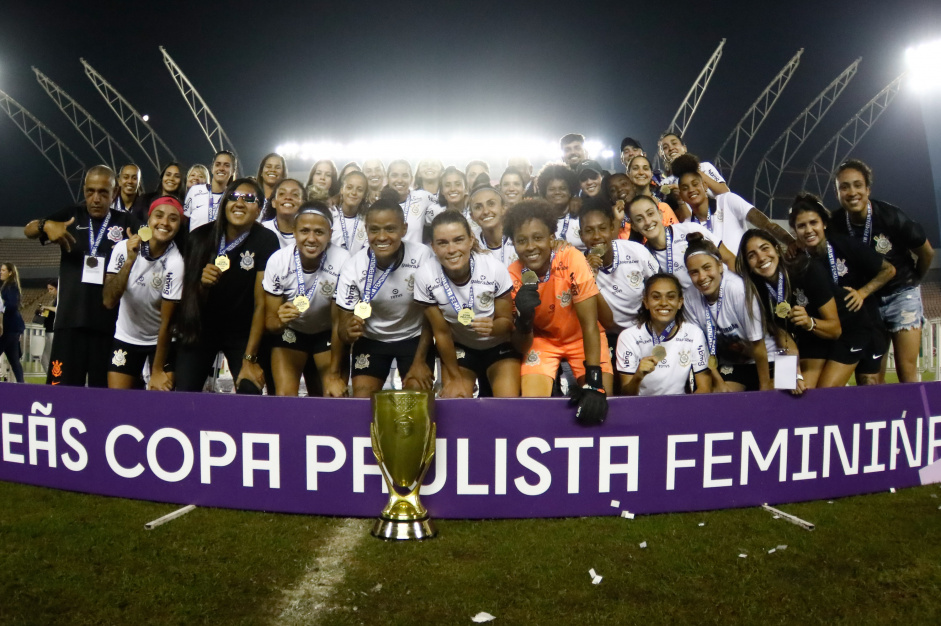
[414,423,436,488]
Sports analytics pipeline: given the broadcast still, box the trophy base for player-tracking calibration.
[371,516,437,541]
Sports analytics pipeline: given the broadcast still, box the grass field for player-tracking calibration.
[1,481,940,625]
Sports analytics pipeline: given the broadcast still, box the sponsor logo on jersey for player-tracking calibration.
[114,254,126,271]
[163,272,174,296]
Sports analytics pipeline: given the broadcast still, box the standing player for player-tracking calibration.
[112,163,145,214]
[829,159,935,383]
[187,150,237,231]
[385,160,441,245]
[560,133,588,169]
[536,163,584,250]
[624,156,679,240]
[256,153,287,210]
[262,178,306,249]
[499,167,527,209]
[363,159,385,204]
[469,182,518,267]
[330,170,371,256]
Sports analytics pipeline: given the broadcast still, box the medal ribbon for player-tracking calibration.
[844,202,872,245]
[701,283,724,356]
[692,199,716,233]
[292,245,321,301]
[208,191,222,222]
[87,212,112,257]
[648,320,677,346]
[441,255,475,315]
[536,250,556,283]
[217,231,250,257]
[825,242,840,285]
[601,241,620,275]
[764,271,786,305]
[339,212,360,250]
[664,226,674,274]
[140,240,172,270]
[362,249,396,303]
[558,212,570,239]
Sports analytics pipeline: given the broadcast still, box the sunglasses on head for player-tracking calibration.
[230,192,259,204]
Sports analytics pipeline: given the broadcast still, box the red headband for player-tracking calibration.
[149,196,183,216]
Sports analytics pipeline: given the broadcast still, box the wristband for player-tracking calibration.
[37,219,48,245]
[809,317,816,332]
[243,353,259,364]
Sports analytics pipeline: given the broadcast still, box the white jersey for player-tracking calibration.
[262,218,295,250]
[330,206,368,256]
[595,240,659,330]
[686,192,753,256]
[478,232,519,267]
[107,239,184,345]
[336,240,433,342]
[682,271,775,365]
[662,160,726,199]
[555,211,585,251]
[649,223,721,294]
[263,243,349,335]
[616,321,708,396]
[185,184,224,231]
[413,251,513,350]
[400,189,443,245]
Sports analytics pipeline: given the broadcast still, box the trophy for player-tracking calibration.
[370,390,438,540]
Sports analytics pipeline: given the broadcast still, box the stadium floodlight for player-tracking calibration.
[906,39,941,93]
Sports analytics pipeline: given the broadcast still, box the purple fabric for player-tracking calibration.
[1,383,939,518]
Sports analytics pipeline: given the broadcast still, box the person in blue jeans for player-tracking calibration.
[0,263,26,382]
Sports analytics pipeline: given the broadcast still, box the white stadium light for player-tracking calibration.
[141,114,150,122]
[906,38,941,93]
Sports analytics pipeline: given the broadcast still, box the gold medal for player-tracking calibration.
[775,301,791,318]
[708,355,718,369]
[354,301,372,319]
[293,295,310,312]
[457,308,474,326]
[589,244,606,257]
[652,345,667,361]
[521,269,538,285]
[137,226,153,242]
[215,255,230,271]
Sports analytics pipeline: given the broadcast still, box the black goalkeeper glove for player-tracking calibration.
[514,284,541,333]
[569,363,607,426]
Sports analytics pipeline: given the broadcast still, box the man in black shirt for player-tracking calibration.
[24,165,139,386]
[830,159,935,383]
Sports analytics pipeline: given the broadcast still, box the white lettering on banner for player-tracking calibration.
[598,436,639,492]
[555,437,593,494]
[514,437,551,495]
[2,414,25,464]
[704,432,734,488]
[792,427,819,481]
[146,428,194,483]
[890,414,922,470]
[929,416,941,464]
[306,436,347,491]
[28,416,56,468]
[822,424,860,478]
[420,439,447,495]
[242,434,280,488]
[864,421,887,473]
[201,431,237,484]
[106,425,145,478]
[494,438,507,495]
[740,429,788,485]
[61,418,87,471]
[457,438,488,495]
[667,434,698,490]
[352,437,386,494]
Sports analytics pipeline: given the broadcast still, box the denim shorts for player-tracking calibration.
[879,286,924,333]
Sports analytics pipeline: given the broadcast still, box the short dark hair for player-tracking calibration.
[636,273,686,327]
[578,195,615,224]
[365,190,405,223]
[560,133,585,148]
[788,192,831,228]
[670,153,701,181]
[536,163,578,198]
[503,199,558,241]
[836,158,873,188]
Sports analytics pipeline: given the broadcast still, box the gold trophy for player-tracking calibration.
[370,390,438,540]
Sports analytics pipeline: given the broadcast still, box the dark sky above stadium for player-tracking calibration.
[2,1,940,240]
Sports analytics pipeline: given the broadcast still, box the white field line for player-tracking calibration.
[274,517,370,625]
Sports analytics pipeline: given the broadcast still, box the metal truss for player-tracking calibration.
[81,58,176,173]
[714,49,803,184]
[33,66,133,172]
[0,88,86,202]
[752,58,861,217]
[801,72,906,200]
[160,47,238,158]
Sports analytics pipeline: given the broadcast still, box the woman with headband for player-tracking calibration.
[683,233,773,392]
[330,170,370,255]
[616,273,712,396]
[262,178,306,248]
[263,201,350,397]
[415,211,520,397]
[335,194,435,397]
[102,195,185,389]
[176,178,280,393]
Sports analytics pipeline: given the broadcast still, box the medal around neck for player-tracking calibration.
[457,308,474,326]
[137,226,153,242]
[215,255,230,272]
[589,244,607,257]
[354,301,372,319]
[775,301,791,318]
[85,256,99,268]
[651,345,667,361]
[521,269,538,285]
[293,295,310,312]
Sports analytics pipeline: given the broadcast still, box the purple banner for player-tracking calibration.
[1,383,940,518]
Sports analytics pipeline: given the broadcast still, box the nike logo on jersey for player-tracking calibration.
[849,347,862,353]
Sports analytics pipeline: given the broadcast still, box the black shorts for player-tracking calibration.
[107,338,177,377]
[351,336,435,381]
[717,362,760,391]
[47,328,113,387]
[270,328,331,355]
[606,331,619,365]
[852,331,887,376]
[455,342,521,384]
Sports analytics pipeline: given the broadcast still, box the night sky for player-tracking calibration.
[2,1,940,240]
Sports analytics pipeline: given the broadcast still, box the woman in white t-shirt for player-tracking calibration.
[617,273,712,396]
[415,211,519,397]
[103,195,185,390]
[336,196,435,397]
[330,170,370,256]
[385,160,440,245]
[306,160,338,202]
[468,182,518,267]
[262,178,305,249]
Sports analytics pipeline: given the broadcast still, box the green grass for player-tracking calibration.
[1,481,940,625]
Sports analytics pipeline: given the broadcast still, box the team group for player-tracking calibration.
[21,131,933,424]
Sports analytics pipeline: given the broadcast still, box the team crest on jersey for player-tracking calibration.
[677,240,689,255]
[678,349,690,366]
[794,288,809,307]
[320,280,335,298]
[240,251,255,270]
[406,275,415,292]
[151,272,163,289]
[874,234,892,254]
[107,225,124,242]
[628,271,642,288]
[282,329,297,344]
[455,347,466,360]
[354,354,370,369]
[720,365,733,375]
[525,350,541,365]
[557,289,572,307]
[356,228,366,241]
[112,349,127,367]
[478,291,494,308]
[836,258,848,277]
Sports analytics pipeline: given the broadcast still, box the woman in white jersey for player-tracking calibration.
[499,167,527,209]
[415,158,444,196]
[627,195,735,293]
[103,196,185,389]
[330,170,370,255]
[256,153,287,213]
[683,233,773,392]
[468,182,518,267]
[306,159,338,202]
[263,202,350,397]
[535,162,584,250]
[185,164,209,192]
[262,178,305,249]
[658,131,730,218]
[385,160,440,245]
[617,273,712,396]
[437,166,469,214]
[415,212,520,397]
[336,196,435,397]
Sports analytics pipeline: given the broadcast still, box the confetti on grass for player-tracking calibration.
[768,548,776,554]
[639,541,647,549]
[890,487,896,493]
[472,612,496,623]
[621,511,635,519]
[777,545,788,550]
[739,554,748,558]
[588,569,603,585]
[698,522,705,527]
